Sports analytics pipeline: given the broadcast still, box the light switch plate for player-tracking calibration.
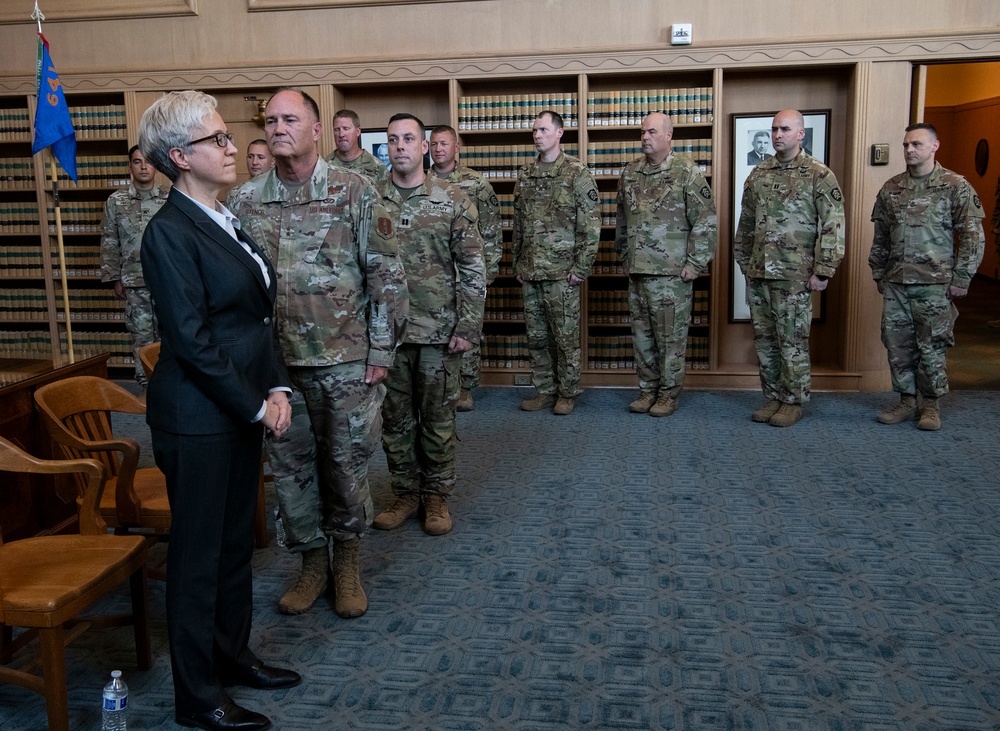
[871,144,890,165]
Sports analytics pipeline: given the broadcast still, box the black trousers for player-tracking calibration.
[152,424,263,715]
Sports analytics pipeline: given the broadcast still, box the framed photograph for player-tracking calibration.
[360,128,433,172]
[729,110,830,322]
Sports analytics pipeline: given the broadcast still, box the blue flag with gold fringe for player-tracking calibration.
[32,33,77,182]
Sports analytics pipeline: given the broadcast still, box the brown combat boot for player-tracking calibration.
[649,394,678,418]
[521,393,557,411]
[628,392,656,413]
[768,403,803,428]
[372,493,420,530]
[456,388,474,412]
[918,397,941,431]
[877,394,918,425]
[751,400,782,423]
[553,397,575,415]
[277,547,328,615]
[422,494,453,536]
[330,537,367,618]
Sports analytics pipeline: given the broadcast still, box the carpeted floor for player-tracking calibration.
[2,387,999,730]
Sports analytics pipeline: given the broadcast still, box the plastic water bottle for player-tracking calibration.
[101,670,128,731]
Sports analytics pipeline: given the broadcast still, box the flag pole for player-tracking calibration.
[49,158,75,364]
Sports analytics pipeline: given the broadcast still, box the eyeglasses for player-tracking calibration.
[188,131,235,148]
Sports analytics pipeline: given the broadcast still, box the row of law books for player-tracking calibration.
[47,201,105,233]
[458,93,579,131]
[0,158,36,190]
[481,334,528,370]
[0,288,49,320]
[51,245,103,278]
[588,290,630,325]
[461,144,578,180]
[594,241,625,275]
[0,329,53,359]
[0,203,41,234]
[55,288,124,321]
[587,335,711,370]
[68,105,128,140]
[0,108,31,141]
[58,330,133,366]
[586,140,713,177]
[484,287,524,321]
[586,88,714,127]
[51,156,131,188]
[0,245,44,277]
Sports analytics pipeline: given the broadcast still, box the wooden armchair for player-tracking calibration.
[137,341,160,383]
[0,436,151,731]
[33,375,170,534]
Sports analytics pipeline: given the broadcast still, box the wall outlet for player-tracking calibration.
[514,374,531,385]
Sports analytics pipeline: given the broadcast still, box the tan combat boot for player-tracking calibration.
[649,394,678,418]
[330,537,367,618]
[521,393,557,411]
[768,403,802,427]
[918,397,941,431]
[553,397,575,415]
[372,493,420,530]
[422,494,453,536]
[277,547,328,615]
[456,388,474,412]
[877,394,918,425]
[628,392,656,414]
[751,400,782,423]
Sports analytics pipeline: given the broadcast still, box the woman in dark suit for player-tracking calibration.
[139,90,298,731]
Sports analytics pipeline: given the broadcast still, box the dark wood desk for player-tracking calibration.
[0,354,109,540]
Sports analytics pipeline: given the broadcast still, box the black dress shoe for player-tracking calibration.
[176,700,272,730]
[220,662,302,689]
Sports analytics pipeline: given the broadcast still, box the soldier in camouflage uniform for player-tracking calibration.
[869,122,985,431]
[734,109,845,428]
[100,145,170,388]
[512,110,600,415]
[373,113,485,537]
[327,109,390,187]
[429,124,501,412]
[616,112,717,417]
[245,138,273,177]
[228,89,408,619]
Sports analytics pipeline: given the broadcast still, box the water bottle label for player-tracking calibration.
[103,696,128,711]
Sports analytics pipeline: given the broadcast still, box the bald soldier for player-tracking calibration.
[734,109,845,427]
[869,122,985,430]
[616,112,717,416]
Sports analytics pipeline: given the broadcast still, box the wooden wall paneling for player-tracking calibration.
[0,0,197,24]
[912,64,928,123]
[336,81,450,132]
[708,66,724,371]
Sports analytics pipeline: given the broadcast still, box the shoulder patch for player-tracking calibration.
[831,188,843,202]
[377,216,393,238]
[973,195,982,209]
[489,194,499,208]
[587,188,599,203]
[700,186,712,200]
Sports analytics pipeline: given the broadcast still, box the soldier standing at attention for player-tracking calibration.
[228,89,408,618]
[100,144,170,391]
[616,112,717,417]
[869,122,985,431]
[245,138,273,177]
[734,109,845,428]
[327,108,390,187]
[429,124,502,412]
[373,113,485,536]
[513,110,600,415]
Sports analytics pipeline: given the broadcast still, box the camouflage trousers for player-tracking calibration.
[460,334,483,390]
[748,279,812,404]
[522,279,582,398]
[629,275,693,397]
[266,362,383,550]
[124,286,157,385]
[881,282,957,398]
[381,343,461,497]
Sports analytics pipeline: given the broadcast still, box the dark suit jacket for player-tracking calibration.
[747,150,773,165]
[141,187,289,435]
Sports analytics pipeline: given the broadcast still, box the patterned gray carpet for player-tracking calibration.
[2,388,999,730]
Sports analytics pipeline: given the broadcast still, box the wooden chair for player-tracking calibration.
[33,375,171,535]
[137,342,270,549]
[0,436,151,731]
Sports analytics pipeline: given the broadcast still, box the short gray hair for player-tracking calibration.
[138,90,218,182]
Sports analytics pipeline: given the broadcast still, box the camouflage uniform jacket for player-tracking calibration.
[430,164,502,280]
[869,163,985,289]
[512,151,600,281]
[99,183,170,287]
[734,150,845,281]
[328,148,390,188]
[227,158,407,369]
[615,152,717,276]
[377,176,486,345]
